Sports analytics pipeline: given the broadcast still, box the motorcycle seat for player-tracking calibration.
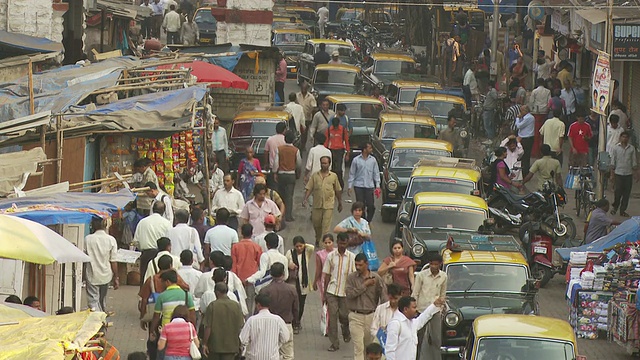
[502,190,529,203]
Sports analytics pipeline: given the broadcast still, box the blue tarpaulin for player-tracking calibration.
[556,217,640,261]
[0,30,62,54]
[202,53,244,72]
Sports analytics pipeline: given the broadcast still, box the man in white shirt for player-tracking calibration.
[176,250,202,312]
[529,78,551,115]
[143,237,181,282]
[463,63,478,105]
[248,233,289,292]
[194,251,248,315]
[204,208,239,257]
[162,4,181,44]
[370,283,402,340]
[305,132,332,183]
[317,3,329,38]
[146,182,174,224]
[211,116,230,173]
[85,218,119,312]
[607,114,625,153]
[308,99,335,145]
[133,201,172,287]
[560,86,577,130]
[384,296,445,360]
[211,174,245,229]
[166,209,204,267]
[240,292,291,360]
[412,254,447,360]
[199,267,246,316]
[296,82,317,151]
[284,92,306,137]
[253,214,284,254]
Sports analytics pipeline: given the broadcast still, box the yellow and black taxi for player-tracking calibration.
[414,87,471,149]
[461,315,586,360]
[272,15,305,29]
[364,51,417,88]
[283,6,318,33]
[395,192,491,262]
[193,7,217,44]
[386,80,440,110]
[228,107,295,173]
[367,10,399,33]
[310,63,364,103]
[272,27,311,77]
[325,94,384,159]
[297,39,356,84]
[371,110,438,170]
[441,236,539,355]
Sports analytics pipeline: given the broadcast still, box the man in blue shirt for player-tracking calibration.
[347,141,380,222]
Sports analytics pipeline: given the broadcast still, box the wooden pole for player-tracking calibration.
[39,124,46,187]
[56,115,63,183]
[202,96,212,214]
[28,58,34,115]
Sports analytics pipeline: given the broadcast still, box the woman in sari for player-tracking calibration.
[378,240,416,292]
[237,146,262,200]
[286,236,315,334]
[333,201,371,255]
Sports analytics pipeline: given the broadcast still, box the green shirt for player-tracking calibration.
[203,297,244,353]
[154,284,195,327]
[529,156,561,190]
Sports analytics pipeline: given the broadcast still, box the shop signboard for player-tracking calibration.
[613,24,640,60]
[591,50,611,116]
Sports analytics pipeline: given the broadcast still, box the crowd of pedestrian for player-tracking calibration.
[140,0,200,45]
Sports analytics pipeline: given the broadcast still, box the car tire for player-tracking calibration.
[381,207,396,223]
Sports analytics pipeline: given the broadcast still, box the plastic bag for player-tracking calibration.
[362,240,380,271]
[320,304,329,336]
[564,173,580,190]
[376,327,387,353]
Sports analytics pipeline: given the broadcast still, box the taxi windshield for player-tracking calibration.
[322,45,352,59]
[382,123,436,140]
[446,264,528,292]
[296,11,317,21]
[339,10,362,21]
[231,120,279,138]
[195,10,217,24]
[314,70,357,85]
[374,60,415,74]
[343,102,383,119]
[407,177,475,196]
[389,148,451,168]
[274,33,309,45]
[399,88,420,104]
[413,205,485,231]
[417,100,464,117]
[475,338,574,360]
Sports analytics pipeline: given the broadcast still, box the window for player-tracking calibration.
[296,11,316,21]
[398,88,420,104]
[413,205,485,231]
[446,264,528,292]
[416,101,456,117]
[314,70,357,85]
[475,338,574,360]
[389,148,451,169]
[407,178,475,196]
[230,120,280,138]
[382,123,436,140]
[274,33,309,45]
[342,102,383,119]
[374,60,415,74]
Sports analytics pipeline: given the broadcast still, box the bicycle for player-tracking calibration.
[573,166,596,219]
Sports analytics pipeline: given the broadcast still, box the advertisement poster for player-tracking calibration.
[592,51,611,115]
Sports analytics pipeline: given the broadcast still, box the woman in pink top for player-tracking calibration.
[158,305,199,360]
[313,234,334,302]
[237,146,262,201]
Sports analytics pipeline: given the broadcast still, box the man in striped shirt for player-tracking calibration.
[240,293,290,360]
[323,232,356,352]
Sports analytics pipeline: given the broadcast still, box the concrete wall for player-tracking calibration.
[0,0,66,42]
[216,22,272,47]
[210,55,276,121]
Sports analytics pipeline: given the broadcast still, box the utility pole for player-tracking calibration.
[597,0,614,199]
[491,0,500,66]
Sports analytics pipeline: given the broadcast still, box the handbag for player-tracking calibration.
[189,323,202,359]
[382,271,394,285]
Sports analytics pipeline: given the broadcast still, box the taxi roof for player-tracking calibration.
[473,315,577,342]
[415,93,466,104]
[233,111,290,121]
[307,39,352,46]
[380,111,435,125]
[372,53,416,62]
[285,6,316,12]
[273,16,302,23]
[413,191,488,209]
[443,249,528,266]
[392,80,441,88]
[326,94,383,104]
[411,166,480,182]
[315,63,361,72]
[272,27,311,34]
[391,138,453,151]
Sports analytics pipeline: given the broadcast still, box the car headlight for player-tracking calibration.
[412,243,425,257]
[382,151,390,161]
[459,130,468,138]
[444,312,461,327]
[387,180,398,192]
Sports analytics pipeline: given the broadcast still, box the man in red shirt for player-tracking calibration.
[232,223,263,316]
[568,109,592,167]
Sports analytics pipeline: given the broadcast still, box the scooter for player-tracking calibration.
[519,221,562,288]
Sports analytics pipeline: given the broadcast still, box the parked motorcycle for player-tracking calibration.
[488,179,576,244]
[519,221,564,287]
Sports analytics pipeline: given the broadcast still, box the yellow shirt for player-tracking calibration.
[539,117,565,152]
[557,69,572,89]
[529,156,561,190]
[305,171,341,209]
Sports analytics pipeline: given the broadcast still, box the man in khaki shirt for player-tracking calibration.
[346,253,386,360]
[303,155,343,245]
[540,109,566,165]
[523,144,563,191]
[412,254,447,360]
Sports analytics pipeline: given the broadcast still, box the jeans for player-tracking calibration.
[483,109,496,139]
[330,149,345,189]
[278,173,297,220]
[164,356,190,360]
[613,174,633,213]
[167,31,180,44]
[214,149,229,174]
[275,81,285,105]
[86,282,109,312]
[354,186,375,222]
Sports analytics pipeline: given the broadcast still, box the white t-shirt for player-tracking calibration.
[317,6,329,23]
[253,231,284,254]
[151,191,174,223]
[204,224,239,256]
[167,223,205,264]
[85,230,118,285]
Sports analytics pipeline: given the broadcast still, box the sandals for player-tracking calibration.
[327,345,339,352]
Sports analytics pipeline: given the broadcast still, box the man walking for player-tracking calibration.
[211,116,229,174]
[305,133,332,183]
[150,0,164,38]
[166,209,204,268]
[303,155,343,246]
[181,12,199,45]
[240,184,282,236]
[370,283,402,345]
[143,237,181,282]
[346,253,386,360]
[412,254,447,360]
[248,233,289,292]
[348,142,380,223]
[260,263,299,360]
[568,110,592,167]
[232,224,263,316]
[438,115,463,157]
[240,293,291,360]
[317,3,329,38]
[326,107,350,189]
[150,270,196,332]
[482,79,499,139]
[134,201,172,287]
[85,217,118,313]
[253,214,284,253]
[462,63,478,109]
[204,208,239,257]
[324,232,356,352]
[540,109,566,165]
[384,296,446,360]
[146,182,173,223]
[265,122,287,184]
[211,175,245,230]
[610,131,638,217]
[274,131,302,222]
[176,250,202,313]
[275,54,287,104]
[297,82,317,150]
[285,93,306,137]
[515,105,535,176]
[202,282,244,360]
[529,78,551,158]
[309,99,335,145]
[522,144,563,191]
[162,4,181,44]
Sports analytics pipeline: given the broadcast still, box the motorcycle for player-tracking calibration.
[487,179,576,244]
[519,221,564,287]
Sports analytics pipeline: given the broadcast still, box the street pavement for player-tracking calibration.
[101,79,634,358]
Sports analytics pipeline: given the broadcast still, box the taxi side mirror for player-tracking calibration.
[398,214,410,226]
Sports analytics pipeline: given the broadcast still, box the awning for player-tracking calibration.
[0,146,48,197]
[157,61,249,90]
[0,31,62,57]
[575,9,607,24]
